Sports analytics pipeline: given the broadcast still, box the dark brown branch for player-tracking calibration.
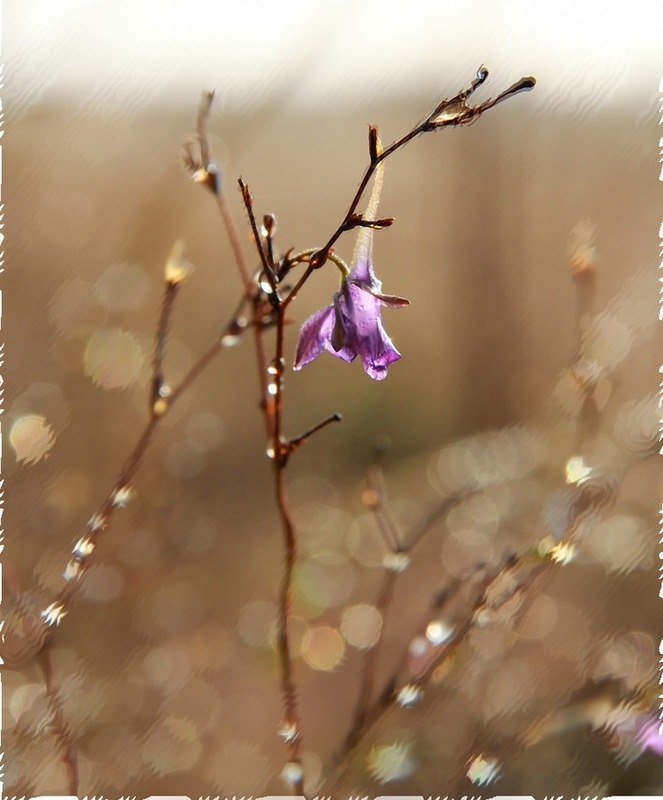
[323,470,614,793]
[282,67,535,310]
[151,281,179,406]
[44,298,254,633]
[239,181,305,794]
[238,178,279,302]
[271,304,305,794]
[186,90,255,294]
[38,645,78,794]
[339,470,466,776]
[287,413,343,453]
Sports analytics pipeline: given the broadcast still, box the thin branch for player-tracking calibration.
[43,294,254,633]
[287,412,343,454]
[186,90,255,295]
[238,178,279,301]
[340,467,466,773]
[405,489,465,552]
[322,463,615,793]
[348,568,398,749]
[282,66,535,309]
[272,307,305,794]
[187,96,275,438]
[151,281,179,406]
[38,645,78,794]
[363,464,402,552]
[239,183,305,795]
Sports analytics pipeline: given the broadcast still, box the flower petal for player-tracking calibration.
[357,317,401,381]
[354,283,410,307]
[293,305,335,370]
[350,148,385,285]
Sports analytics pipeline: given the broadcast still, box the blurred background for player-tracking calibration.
[3,0,662,795]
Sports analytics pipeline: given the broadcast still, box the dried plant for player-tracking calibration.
[3,65,661,797]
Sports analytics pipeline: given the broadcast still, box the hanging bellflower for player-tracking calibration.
[293,152,409,381]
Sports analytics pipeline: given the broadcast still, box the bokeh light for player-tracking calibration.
[9,414,56,464]
[301,625,345,671]
[581,514,652,574]
[94,261,150,312]
[367,740,414,784]
[83,328,145,389]
[340,603,383,650]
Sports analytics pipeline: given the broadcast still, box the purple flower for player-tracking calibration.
[293,163,408,381]
[635,713,663,757]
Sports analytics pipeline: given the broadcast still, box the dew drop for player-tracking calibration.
[397,683,423,707]
[87,515,106,532]
[111,485,133,507]
[41,602,67,627]
[73,536,96,557]
[281,760,304,785]
[549,541,576,565]
[383,551,410,572]
[426,619,454,645]
[259,276,274,294]
[222,317,247,347]
[277,719,299,743]
[267,358,284,376]
[63,559,84,582]
[220,333,241,348]
[466,753,501,786]
[565,455,593,485]
[473,608,492,628]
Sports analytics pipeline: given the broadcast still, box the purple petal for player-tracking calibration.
[340,284,401,380]
[293,305,335,370]
[323,338,357,364]
[324,291,359,363]
[344,282,383,337]
[349,253,375,284]
[357,317,401,380]
[636,714,663,756]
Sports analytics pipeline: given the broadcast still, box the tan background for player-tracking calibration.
[3,0,662,795]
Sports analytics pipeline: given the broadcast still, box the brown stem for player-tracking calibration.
[282,67,535,306]
[287,413,343,453]
[217,188,254,295]
[364,465,402,552]
[151,281,179,405]
[324,466,612,793]
[38,645,78,794]
[271,303,305,794]
[238,178,279,300]
[238,179,305,794]
[337,481,465,779]
[191,91,255,296]
[349,569,398,743]
[45,297,253,631]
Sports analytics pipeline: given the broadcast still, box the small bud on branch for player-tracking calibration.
[368,125,380,164]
